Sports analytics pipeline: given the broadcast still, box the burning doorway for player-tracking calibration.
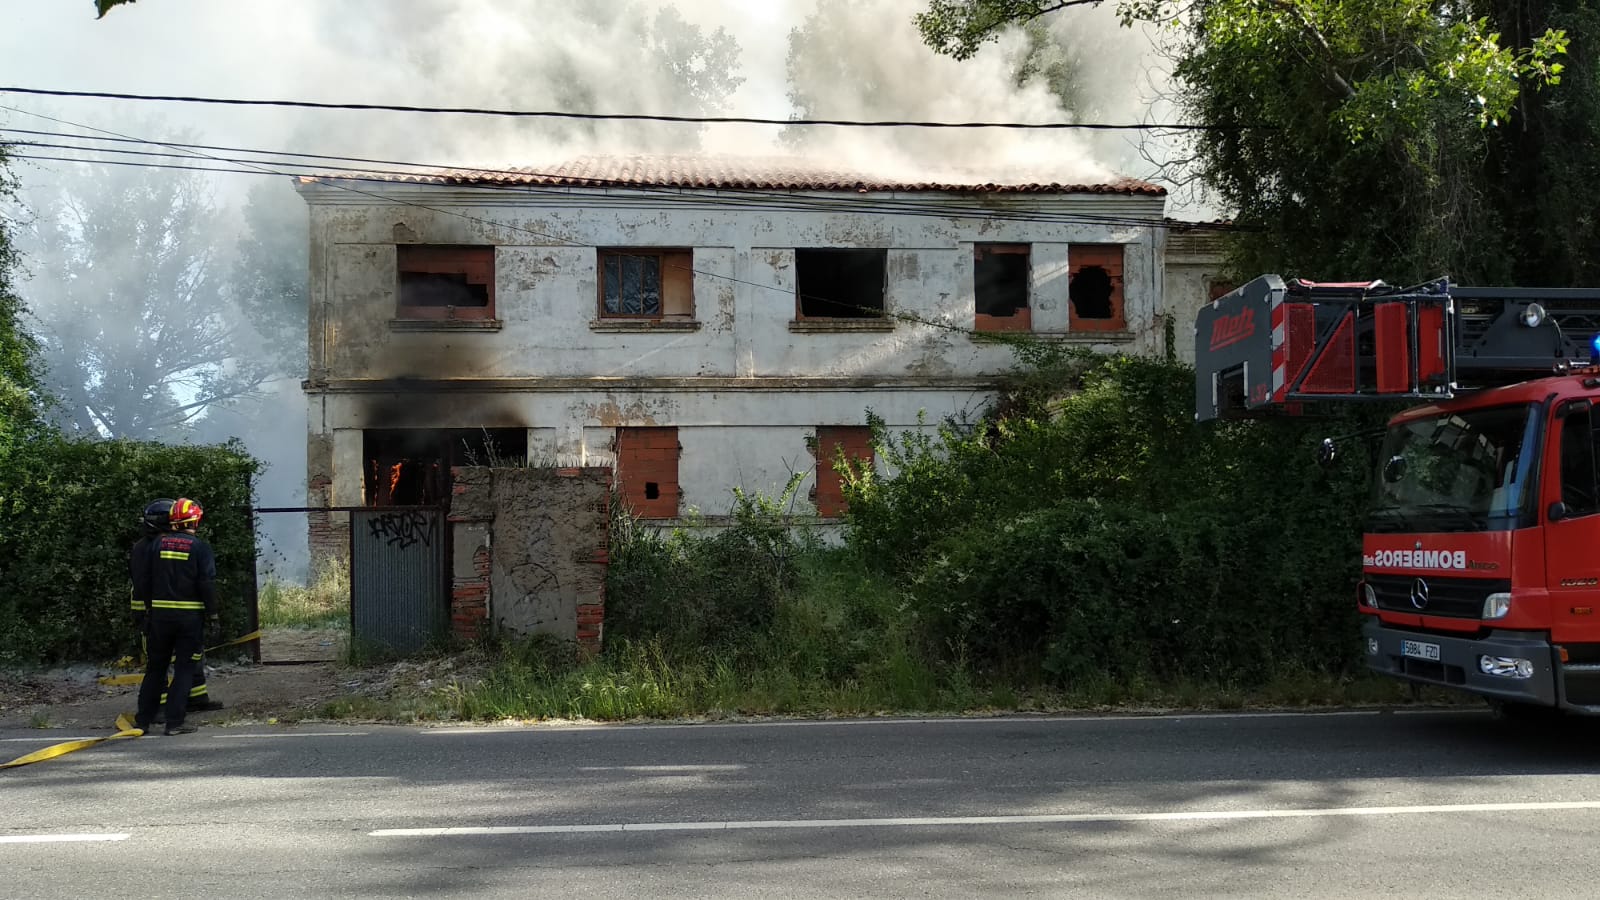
[363,428,529,506]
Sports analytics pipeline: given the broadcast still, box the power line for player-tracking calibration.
[0,85,1224,131]
[1,128,1233,233]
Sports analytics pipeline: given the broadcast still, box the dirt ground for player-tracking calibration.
[0,627,398,731]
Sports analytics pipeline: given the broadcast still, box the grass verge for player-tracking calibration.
[303,636,1473,725]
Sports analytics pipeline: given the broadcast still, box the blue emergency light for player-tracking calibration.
[1591,332,1600,365]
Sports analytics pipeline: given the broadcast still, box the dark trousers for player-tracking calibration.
[141,636,210,703]
[137,614,203,730]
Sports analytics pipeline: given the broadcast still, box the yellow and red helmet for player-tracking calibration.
[170,497,204,529]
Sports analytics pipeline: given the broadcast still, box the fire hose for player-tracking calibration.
[3,630,264,770]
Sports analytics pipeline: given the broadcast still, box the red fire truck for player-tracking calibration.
[1195,275,1600,714]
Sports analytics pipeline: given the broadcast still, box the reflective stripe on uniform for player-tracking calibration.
[151,600,204,610]
[159,551,190,560]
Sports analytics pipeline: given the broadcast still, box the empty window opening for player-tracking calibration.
[796,249,887,319]
[600,250,693,319]
[403,272,488,309]
[975,245,1029,317]
[644,482,660,500]
[1070,266,1114,319]
[363,427,528,506]
[397,245,495,319]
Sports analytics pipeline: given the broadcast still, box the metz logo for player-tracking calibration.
[1209,307,1256,352]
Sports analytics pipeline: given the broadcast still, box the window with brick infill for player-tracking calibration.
[814,426,874,517]
[616,427,680,519]
[1068,244,1126,331]
[397,245,495,320]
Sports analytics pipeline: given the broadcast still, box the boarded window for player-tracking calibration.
[796,249,887,319]
[599,250,694,319]
[1068,244,1126,331]
[397,245,494,320]
[616,427,680,519]
[974,244,1031,333]
[814,426,874,517]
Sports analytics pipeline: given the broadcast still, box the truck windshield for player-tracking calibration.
[1369,403,1539,533]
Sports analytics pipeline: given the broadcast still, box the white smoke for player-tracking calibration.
[2,0,1175,185]
[0,0,1179,581]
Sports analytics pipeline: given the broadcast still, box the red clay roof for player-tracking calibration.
[301,155,1165,196]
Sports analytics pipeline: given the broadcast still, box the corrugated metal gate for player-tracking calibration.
[350,507,446,653]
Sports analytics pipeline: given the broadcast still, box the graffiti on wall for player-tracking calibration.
[365,510,435,550]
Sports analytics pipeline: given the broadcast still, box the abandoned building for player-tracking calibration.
[297,156,1222,565]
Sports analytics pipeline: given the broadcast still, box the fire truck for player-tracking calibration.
[1195,275,1600,714]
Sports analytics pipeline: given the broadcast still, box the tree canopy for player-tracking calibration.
[919,0,1587,285]
[14,150,270,440]
[0,145,43,452]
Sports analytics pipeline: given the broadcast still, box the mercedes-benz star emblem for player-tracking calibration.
[1411,578,1430,610]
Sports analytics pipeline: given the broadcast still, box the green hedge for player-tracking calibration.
[0,436,259,664]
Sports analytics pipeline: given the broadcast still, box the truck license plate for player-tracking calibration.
[1401,640,1441,662]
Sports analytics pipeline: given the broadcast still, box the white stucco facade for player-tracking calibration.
[296,163,1214,543]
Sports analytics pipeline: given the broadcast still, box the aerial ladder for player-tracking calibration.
[1194,275,1600,715]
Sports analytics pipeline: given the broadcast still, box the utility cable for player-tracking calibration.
[1,129,1231,233]
[0,85,1229,131]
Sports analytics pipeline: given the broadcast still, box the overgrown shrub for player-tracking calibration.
[0,435,259,664]
[606,476,815,654]
[846,351,1386,683]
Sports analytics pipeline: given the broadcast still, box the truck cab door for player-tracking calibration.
[1544,399,1600,641]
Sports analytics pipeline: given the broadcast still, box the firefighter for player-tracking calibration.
[129,500,224,720]
[134,497,218,736]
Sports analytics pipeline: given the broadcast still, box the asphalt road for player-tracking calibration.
[4,709,1600,898]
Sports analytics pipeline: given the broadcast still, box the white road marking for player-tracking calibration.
[368,800,1600,837]
[1,736,100,743]
[578,765,746,773]
[0,834,129,844]
[209,732,369,739]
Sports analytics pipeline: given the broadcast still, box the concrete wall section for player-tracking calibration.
[449,466,610,651]
[1164,228,1232,364]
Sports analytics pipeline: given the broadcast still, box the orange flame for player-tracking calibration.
[389,463,403,500]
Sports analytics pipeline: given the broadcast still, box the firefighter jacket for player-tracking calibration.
[148,531,217,618]
[128,535,156,625]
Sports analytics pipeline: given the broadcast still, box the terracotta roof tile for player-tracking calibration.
[302,155,1165,196]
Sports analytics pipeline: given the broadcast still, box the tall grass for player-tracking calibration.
[259,558,349,629]
[440,545,1434,723]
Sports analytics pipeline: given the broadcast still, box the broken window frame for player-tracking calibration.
[395,245,496,321]
[794,248,889,321]
[973,243,1033,333]
[597,249,695,321]
[1067,244,1127,332]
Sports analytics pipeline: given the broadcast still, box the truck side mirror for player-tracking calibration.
[1550,501,1570,522]
[1317,438,1337,468]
